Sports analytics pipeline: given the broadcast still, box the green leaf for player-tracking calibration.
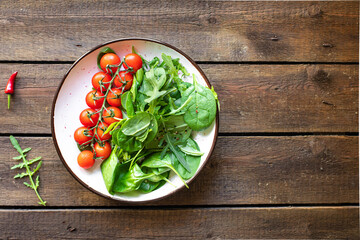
[12,155,22,160]
[113,163,154,193]
[211,86,220,111]
[35,175,40,189]
[32,161,42,175]
[23,181,33,189]
[14,172,29,179]
[116,130,143,153]
[121,112,151,136]
[141,152,188,188]
[97,47,115,71]
[141,68,171,103]
[164,133,191,173]
[135,68,144,85]
[178,138,203,156]
[101,147,121,194]
[182,75,217,131]
[161,53,177,75]
[164,95,193,116]
[121,91,135,117]
[130,75,137,102]
[22,147,32,154]
[10,135,23,154]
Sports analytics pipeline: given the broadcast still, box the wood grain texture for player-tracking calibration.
[0,1,358,62]
[0,64,358,133]
[0,207,358,239]
[0,136,357,206]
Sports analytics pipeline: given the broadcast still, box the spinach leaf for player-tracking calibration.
[97,47,115,71]
[113,163,154,193]
[178,137,203,156]
[139,180,160,193]
[121,112,151,136]
[101,147,121,194]
[121,91,135,117]
[171,139,201,180]
[141,152,188,188]
[182,75,217,131]
[116,130,143,153]
[144,114,158,144]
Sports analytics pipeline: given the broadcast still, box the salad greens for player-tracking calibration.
[101,48,218,194]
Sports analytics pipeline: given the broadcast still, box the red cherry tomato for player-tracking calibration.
[123,53,142,72]
[100,53,120,74]
[103,107,123,125]
[114,71,133,91]
[74,126,93,145]
[106,88,122,107]
[79,108,99,127]
[94,141,111,160]
[77,150,95,169]
[95,122,111,141]
[92,72,112,92]
[85,90,104,109]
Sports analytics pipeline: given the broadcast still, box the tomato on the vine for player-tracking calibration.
[103,106,123,125]
[94,141,111,160]
[85,90,104,109]
[95,122,111,141]
[100,53,120,74]
[79,108,99,127]
[92,72,112,92]
[74,126,93,145]
[123,53,142,72]
[114,71,133,91]
[106,88,122,107]
[77,150,95,169]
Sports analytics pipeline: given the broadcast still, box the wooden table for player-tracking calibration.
[0,1,359,239]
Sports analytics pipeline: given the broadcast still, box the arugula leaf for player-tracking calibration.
[9,135,46,206]
[141,68,171,103]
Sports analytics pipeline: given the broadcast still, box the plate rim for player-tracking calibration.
[51,37,219,203]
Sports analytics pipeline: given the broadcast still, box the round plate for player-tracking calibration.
[51,38,219,202]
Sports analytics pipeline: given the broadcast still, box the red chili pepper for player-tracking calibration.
[4,71,17,109]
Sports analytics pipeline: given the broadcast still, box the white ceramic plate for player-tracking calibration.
[51,38,219,202]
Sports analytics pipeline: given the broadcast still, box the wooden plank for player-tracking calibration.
[0,136,357,206]
[0,207,358,239]
[0,64,357,133]
[0,1,358,62]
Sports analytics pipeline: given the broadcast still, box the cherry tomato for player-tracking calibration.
[79,108,99,127]
[114,71,133,91]
[86,90,104,109]
[100,53,120,74]
[92,72,112,92]
[103,107,123,125]
[106,88,122,107]
[123,53,142,72]
[77,150,95,169]
[95,122,111,141]
[74,126,93,145]
[94,141,111,160]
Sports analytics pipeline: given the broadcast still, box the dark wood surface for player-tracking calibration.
[0,1,358,239]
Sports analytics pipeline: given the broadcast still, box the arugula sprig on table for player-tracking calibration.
[10,135,46,206]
